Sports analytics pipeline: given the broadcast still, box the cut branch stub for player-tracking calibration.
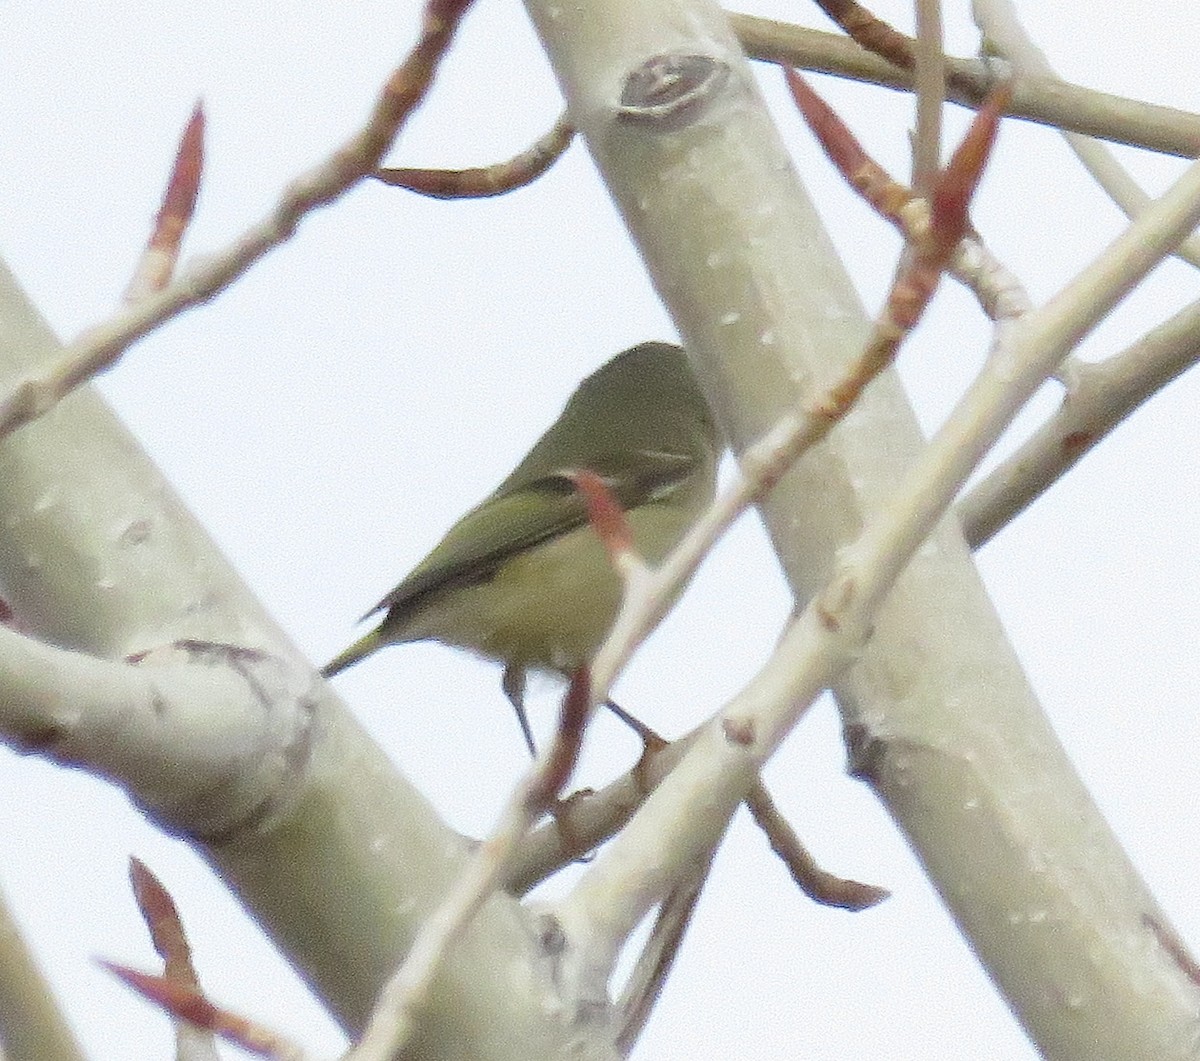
[617,53,731,129]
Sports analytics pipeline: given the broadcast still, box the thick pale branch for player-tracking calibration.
[0,629,310,836]
[0,883,86,1061]
[524,0,1200,1054]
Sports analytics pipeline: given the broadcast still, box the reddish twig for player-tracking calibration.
[930,82,1011,252]
[788,68,1020,325]
[100,962,311,1061]
[526,667,591,812]
[375,115,573,198]
[810,0,916,70]
[808,0,985,104]
[785,68,916,227]
[744,784,888,910]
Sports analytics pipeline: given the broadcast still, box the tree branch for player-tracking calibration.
[958,296,1200,548]
[972,0,1200,269]
[731,13,1200,160]
[0,882,86,1061]
[0,0,476,444]
[523,0,1200,1054]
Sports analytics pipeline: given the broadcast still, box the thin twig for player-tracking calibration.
[958,296,1200,547]
[350,671,591,1061]
[614,848,714,1055]
[910,0,944,196]
[0,0,476,444]
[785,68,1029,324]
[808,0,916,69]
[129,858,201,991]
[525,693,890,909]
[100,962,313,1061]
[971,0,1200,270]
[129,859,219,1060]
[730,13,1200,160]
[744,784,888,910]
[503,732,692,895]
[375,114,574,198]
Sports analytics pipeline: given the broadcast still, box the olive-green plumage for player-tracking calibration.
[322,342,720,750]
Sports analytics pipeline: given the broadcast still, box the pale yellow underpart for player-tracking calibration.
[388,500,694,675]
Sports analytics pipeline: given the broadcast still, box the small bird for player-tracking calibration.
[322,342,720,753]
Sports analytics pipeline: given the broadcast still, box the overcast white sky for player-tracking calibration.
[2,1,1199,1058]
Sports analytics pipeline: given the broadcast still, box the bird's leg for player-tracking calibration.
[501,664,537,757]
[603,699,669,773]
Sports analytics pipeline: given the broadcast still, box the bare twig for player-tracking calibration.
[504,732,693,895]
[0,0,477,444]
[910,0,945,196]
[972,0,1200,270]
[129,858,201,990]
[101,961,313,1061]
[958,296,1200,547]
[1143,914,1200,990]
[808,0,915,69]
[786,68,1029,324]
[375,114,574,198]
[744,784,888,910]
[586,527,883,919]
[129,858,219,1060]
[731,13,1200,160]
[614,848,714,1055]
[783,71,1011,414]
[530,687,890,909]
[583,113,985,720]
[351,670,591,1061]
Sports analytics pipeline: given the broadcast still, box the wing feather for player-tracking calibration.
[369,447,699,618]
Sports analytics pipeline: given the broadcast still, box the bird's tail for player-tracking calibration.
[320,626,385,678]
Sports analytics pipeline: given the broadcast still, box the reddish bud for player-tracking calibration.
[931,82,1011,250]
[571,469,635,563]
[785,69,869,180]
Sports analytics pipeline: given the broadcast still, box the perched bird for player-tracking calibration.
[322,342,721,752]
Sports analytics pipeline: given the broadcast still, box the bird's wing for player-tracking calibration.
[369,447,701,617]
